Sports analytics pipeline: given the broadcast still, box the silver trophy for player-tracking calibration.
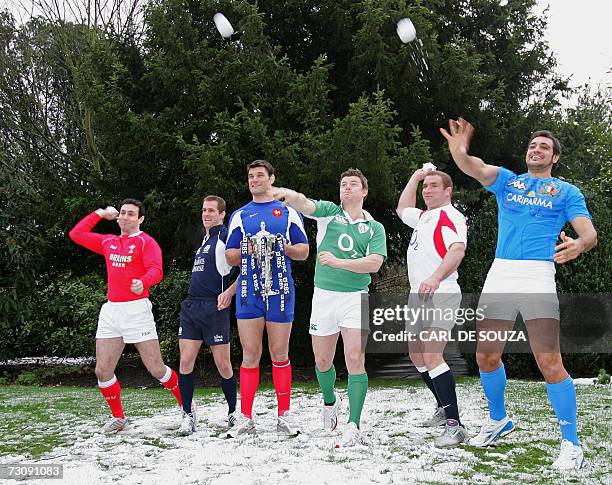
[250,222,279,297]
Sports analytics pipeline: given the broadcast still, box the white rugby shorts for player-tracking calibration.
[309,287,368,336]
[97,298,158,343]
[406,286,462,332]
[479,258,559,321]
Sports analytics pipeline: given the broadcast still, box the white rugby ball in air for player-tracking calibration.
[422,162,437,172]
[396,18,417,43]
[214,13,234,39]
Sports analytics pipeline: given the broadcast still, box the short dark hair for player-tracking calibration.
[529,130,562,156]
[425,170,453,189]
[247,159,275,177]
[203,195,226,213]
[340,168,368,191]
[120,198,145,217]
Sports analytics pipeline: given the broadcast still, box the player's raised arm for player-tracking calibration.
[439,118,499,186]
[271,187,317,215]
[69,206,119,254]
[396,168,428,217]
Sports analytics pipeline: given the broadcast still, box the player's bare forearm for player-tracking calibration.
[451,152,497,186]
[439,118,498,186]
[227,279,238,297]
[334,254,384,273]
[225,248,242,266]
[285,242,309,261]
[430,243,466,282]
[574,217,598,253]
[554,217,597,264]
[272,188,316,215]
[396,178,420,216]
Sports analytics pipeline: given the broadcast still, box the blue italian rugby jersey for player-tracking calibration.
[485,167,591,261]
[226,200,308,276]
[188,224,233,298]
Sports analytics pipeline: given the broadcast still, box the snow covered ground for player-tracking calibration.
[1,380,609,484]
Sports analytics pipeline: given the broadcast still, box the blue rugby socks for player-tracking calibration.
[546,376,579,445]
[480,362,508,421]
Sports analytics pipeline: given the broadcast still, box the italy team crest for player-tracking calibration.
[539,182,559,197]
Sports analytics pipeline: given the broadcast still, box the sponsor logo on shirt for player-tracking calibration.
[507,179,527,191]
[358,223,368,234]
[527,190,536,197]
[109,253,132,267]
[334,215,348,225]
[506,193,552,209]
[272,208,282,217]
[192,256,206,272]
[110,244,118,250]
[539,182,559,197]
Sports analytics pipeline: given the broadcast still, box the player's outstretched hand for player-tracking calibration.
[439,117,474,156]
[217,289,232,310]
[130,279,144,295]
[554,231,584,264]
[271,187,297,207]
[96,206,119,220]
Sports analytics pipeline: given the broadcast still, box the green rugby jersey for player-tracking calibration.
[305,200,387,292]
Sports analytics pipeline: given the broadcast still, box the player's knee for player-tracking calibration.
[94,365,112,382]
[345,351,364,372]
[179,358,195,374]
[422,353,443,370]
[268,343,289,363]
[269,350,289,362]
[215,360,233,378]
[315,356,333,372]
[142,359,166,379]
[476,352,500,372]
[241,351,261,367]
[534,352,563,373]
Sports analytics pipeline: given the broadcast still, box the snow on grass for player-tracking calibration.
[0,379,609,484]
[0,357,95,366]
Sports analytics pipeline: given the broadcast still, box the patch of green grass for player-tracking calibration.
[0,386,215,458]
[1,380,610,483]
[142,438,174,449]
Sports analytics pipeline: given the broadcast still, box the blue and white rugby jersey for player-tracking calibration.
[485,167,591,261]
[226,200,308,277]
[187,224,233,298]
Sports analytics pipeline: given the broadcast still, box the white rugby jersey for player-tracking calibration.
[401,204,467,290]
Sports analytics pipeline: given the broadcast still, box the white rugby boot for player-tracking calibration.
[552,439,587,470]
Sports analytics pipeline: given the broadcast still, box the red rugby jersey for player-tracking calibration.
[69,212,163,302]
